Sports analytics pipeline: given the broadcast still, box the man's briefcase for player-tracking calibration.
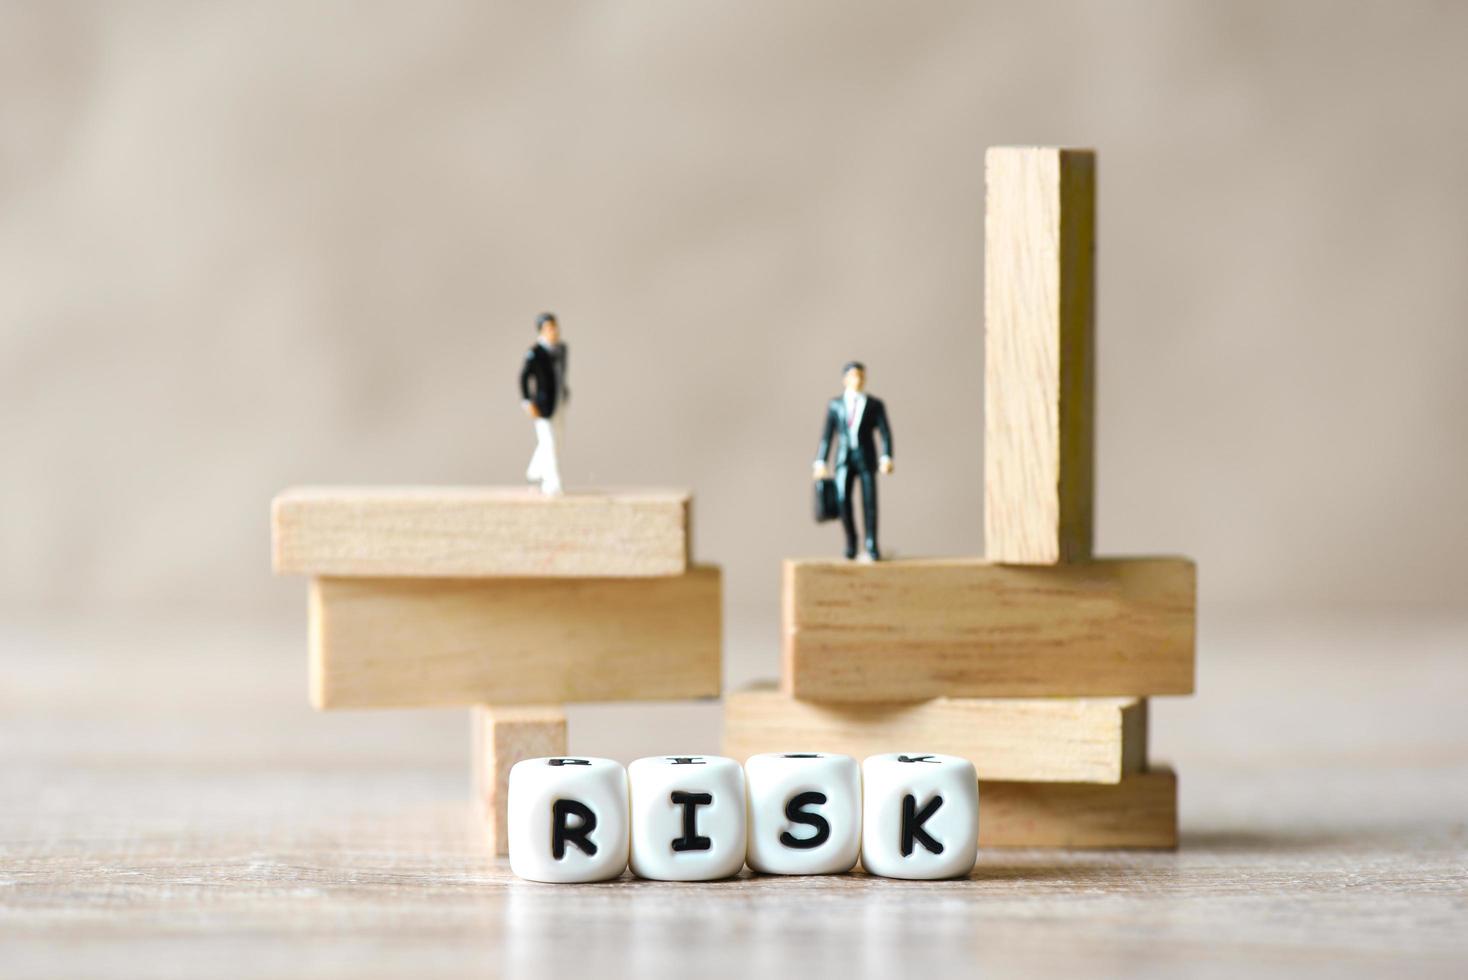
[813,477,839,522]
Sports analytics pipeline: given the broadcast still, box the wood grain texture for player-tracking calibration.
[722,686,1147,783]
[472,705,567,856]
[273,485,690,577]
[782,557,1195,700]
[979,768,1177,849]
[310,567,722,708]
[984,147,1096,564]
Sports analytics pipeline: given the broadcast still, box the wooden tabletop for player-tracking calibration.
[4,609,1466,978]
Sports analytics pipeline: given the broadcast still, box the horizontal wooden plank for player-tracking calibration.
[273,485,690,577]
[310,567,721,708]
[472,705,568,856]
[783,557,1195,700]
[979,768,1178,849]
[722,686,1146,783]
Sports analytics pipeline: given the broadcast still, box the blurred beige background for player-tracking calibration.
[4,1,1467,684]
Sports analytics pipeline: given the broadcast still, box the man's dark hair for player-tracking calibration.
[842,361,866,375]
[536,312,558,332]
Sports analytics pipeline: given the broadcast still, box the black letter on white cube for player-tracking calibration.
[779,791,831,849]
[670,791,713,851]
[901,794,944,856]
[552,799,598,858]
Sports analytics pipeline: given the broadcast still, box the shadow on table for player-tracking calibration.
[968,864,1121,882]
[1179,826,1436,855]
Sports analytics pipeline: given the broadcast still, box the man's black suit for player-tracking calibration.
[519,342,568,419]
[815,393,893,559]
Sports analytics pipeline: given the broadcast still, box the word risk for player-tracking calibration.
[508,752,979,882]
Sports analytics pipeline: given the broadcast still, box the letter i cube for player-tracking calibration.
[508,756,629,883]
[860,753,978,880]
[744,752,861,875]
[629,755,747,881]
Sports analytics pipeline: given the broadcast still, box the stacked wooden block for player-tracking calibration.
[274,146,1194,856]
[272,486,722,853]
[723,147,1197,848]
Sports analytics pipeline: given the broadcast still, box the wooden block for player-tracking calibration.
[310,567,722,709]
[783,557,1194,700]
[272,486,690,578]
[723,686,1146,783]
[472,705,567,856]
[984,146,1096,564]
[979,768,1178,849]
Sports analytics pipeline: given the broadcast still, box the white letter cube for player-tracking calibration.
[628,755,747,880]
[860,753,978,880]
[508,756,629,883]
[744,752,861,875]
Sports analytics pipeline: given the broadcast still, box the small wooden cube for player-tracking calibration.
[473,705,569,857]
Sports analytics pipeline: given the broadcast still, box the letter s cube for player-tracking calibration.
[744,752,860,875]
[508,756,630,883]
[629,755,747,880]
[860,753,978,880]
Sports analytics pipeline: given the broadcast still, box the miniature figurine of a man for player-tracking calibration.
[813,361,894,561]
[520,312,568,496]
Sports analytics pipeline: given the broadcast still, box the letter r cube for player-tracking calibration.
[508,756,629,883]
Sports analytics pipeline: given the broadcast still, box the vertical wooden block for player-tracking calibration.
[472,705,568,857]
[985,146,1096,564]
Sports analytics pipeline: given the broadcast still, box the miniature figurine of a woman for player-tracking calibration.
[520,312,568,496]
[813,361,894,560]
